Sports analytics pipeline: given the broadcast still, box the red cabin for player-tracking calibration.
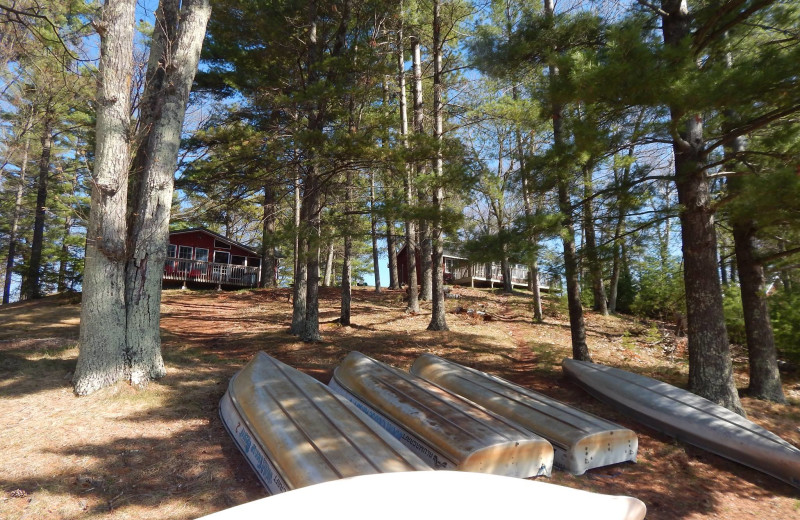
[164,228,263,288]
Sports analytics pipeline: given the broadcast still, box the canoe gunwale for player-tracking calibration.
[220,387,291,494]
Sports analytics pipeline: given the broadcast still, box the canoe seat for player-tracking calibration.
[329,351,554,478]
[411,354,638,475]
[220,352,430,494]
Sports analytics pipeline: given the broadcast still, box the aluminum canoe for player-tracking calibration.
[329,351,554,478]
[220,352,430,494]
[563,358,800,489]
[196,471,646,520]
[411,353,637,475]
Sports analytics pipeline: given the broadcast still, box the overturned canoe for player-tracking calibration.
[329,351,554,478]
[220,352,430,494]
[411,354,637,475]
[563,358,800,489]
[196,471,647,520]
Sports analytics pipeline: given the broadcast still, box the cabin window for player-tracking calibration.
[167,244,176,258]
[178,246,193,260]
[214,251,230,264]
[231,255,246,266]
[195,248,209,262]
[214,239,231,250]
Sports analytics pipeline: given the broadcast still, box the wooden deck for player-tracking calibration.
[164,259,260,287]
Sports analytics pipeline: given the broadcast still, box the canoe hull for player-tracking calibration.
[563,358,800,489]
[220,352,430,494]
[411,354,637,475]
[330,351,554,478]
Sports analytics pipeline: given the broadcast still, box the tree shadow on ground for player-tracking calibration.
[3,288,799,520]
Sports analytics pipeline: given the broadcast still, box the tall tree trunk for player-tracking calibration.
[411,34,432,302]
[427,0,448,332]
[370,170,381,292]
[290,173,306,334]
[661,0,743,414]
[24,106,54,300]
[123,0,210,387]
[583,164,608,314]
[73,0,137,395]
[302,163,322,342]
[545,0,588,360]
[419,217,433,300]
[323,241,335,287]
[261,183,278,288]
[722,44,784,402]
[341,169,353,325]
[501,255,513,294]
[3,123,31,305]
[57,215,73,292]
[530,261,543,321]
[733,222,785,402]
[608,195,625,313]
[386,217,400,289]
[404,35,420,313]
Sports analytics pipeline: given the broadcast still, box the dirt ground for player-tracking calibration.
[0,287,798,519]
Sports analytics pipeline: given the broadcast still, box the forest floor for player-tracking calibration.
[0,286,798,519]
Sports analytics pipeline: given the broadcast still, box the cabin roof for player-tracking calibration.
[169,227,260,256]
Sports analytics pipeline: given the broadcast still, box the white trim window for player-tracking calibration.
[195,248,209,262]
[178,245,193,260]
[167,244,177,258]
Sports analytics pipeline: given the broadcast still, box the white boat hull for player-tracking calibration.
[196,471,646,520]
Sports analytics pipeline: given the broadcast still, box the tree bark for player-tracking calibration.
[290,171,306,334]
[57,214,73,292]
[369,170,381,292]
[661,0,743,414]
[583,164,608,314]
[24,105,54,300]
[733,221,785,402]
[123,0,210,387]
[722,42,784,403]
[608,198,625,313]
[323,241,335,287]
[342,166,353,324]
[419,218,433,300]
[386,217,400,289]
[73,0,137,396]
[3,120,31,305]
[530,261,543,321]
[404,35,420,313]
[427,0,448,332]
[261,183,278,287]
[302,163,322,342]
[545,0,589,360]
[411,34,432,302]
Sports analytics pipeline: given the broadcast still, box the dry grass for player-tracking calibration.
[0,287,798,520]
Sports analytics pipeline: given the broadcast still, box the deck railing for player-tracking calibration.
[164,258,260,287]
[450,263,529,286]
